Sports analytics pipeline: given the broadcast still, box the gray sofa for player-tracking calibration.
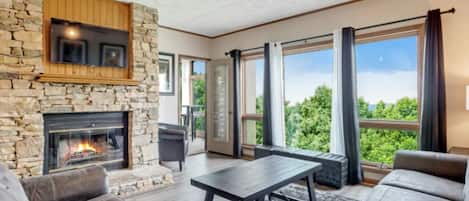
[0,164,122,201]
[366,150,469,201]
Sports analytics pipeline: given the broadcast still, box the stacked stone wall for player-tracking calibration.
[0,0,161,178]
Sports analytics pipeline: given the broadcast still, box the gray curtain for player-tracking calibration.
[229,49,242,158]
[263,43,273,146]
[420,9,447,152]
[340,27,362,184]
[262,42,286,147]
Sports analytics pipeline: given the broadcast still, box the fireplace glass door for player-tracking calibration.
[44,112,128,174]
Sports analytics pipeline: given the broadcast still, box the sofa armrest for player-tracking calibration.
[393,150,468,183]
[21,166,108,201]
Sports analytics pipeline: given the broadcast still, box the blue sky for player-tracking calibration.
[255,36,418,104]
[193,61,206,74]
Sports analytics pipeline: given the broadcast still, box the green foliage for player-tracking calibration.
[193,79,206,130]
[293,86,332,152]
[255,97,263,144]
[360,128,417,164]
[253,85,418,165]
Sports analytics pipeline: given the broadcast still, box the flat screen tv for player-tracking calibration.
[50,18,129,68]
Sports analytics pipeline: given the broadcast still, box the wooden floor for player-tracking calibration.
[126,153,372,201]
[188,137,206,156]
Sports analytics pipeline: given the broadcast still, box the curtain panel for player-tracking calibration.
[330,27,363,184]
[263,42,286,147]
[330,29,345,156]
[229,49,242,158]
[419,9,447,152]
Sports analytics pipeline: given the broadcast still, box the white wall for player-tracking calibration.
[158,27,211,124]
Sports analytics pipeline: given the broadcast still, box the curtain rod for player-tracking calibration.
[225,8,455,56]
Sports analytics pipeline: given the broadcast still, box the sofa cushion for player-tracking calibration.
[380,169,464,201]
[0,163,29,201]
[366,185,450,201]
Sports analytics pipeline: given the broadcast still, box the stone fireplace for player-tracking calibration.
[0,0,173,197]
[43,112,129,174]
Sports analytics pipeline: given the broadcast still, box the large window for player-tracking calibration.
[242,58,264,145]
[283,49,333,152]
[240,26,422,167]
[356,31,421,166]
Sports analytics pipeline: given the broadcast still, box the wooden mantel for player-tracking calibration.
[41,0,138,85]
[37,74,139,85]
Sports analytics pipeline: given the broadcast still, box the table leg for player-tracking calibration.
[204,191,214,201]
[306,174,316,201]
[255,195,266,201]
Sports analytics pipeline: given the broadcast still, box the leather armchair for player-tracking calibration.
[158,123,189,171]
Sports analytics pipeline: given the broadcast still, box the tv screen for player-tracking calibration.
[50,18,129,68]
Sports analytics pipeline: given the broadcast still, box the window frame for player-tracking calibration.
[177,54,210,125]
[239,24,425,156]
[356,24,425,168]
[240,54,264,146]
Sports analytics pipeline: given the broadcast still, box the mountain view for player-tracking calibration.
[251,35,419,165]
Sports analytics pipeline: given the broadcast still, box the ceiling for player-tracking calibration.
[121,0,352,37]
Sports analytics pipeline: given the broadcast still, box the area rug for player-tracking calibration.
[271,184,359,201]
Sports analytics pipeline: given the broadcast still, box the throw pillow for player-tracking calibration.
[0,163,29,201]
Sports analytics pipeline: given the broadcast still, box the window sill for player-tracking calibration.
[359,120,419,130]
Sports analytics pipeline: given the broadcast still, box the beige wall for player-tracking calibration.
[428,0,469,149]
[158,27,211,124]
[210,0,430,59]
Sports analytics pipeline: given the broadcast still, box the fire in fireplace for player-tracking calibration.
[44,112,129,174]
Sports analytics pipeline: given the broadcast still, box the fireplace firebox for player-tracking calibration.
[44,112,129,174]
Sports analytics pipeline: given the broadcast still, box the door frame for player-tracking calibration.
[177,54,210,153]
[205,58,235,156]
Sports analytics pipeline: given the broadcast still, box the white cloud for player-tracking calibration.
[284,72,332,104]
[357,71,417,104]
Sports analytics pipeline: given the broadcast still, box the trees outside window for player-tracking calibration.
[356,35,420,165]
[192,61,206,131]
[241,27,421,166]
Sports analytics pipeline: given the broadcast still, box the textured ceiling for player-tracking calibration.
[121,0,351,37]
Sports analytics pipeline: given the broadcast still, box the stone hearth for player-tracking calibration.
[0,0,172,197]
[109,166,173,197]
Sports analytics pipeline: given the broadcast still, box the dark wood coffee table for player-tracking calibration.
[191,155,322,201]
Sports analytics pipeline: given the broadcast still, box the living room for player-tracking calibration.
[0,0,468,201]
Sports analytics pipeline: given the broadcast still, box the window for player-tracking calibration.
[180,59,207,131]
[283,49,333,151]
[242,58,264,145]
[192,61,206,75]
[191,61,206,131]
[356,30,422,166]
[240,26,423,165]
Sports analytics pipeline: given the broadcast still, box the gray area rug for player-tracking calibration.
[271,184,359,201]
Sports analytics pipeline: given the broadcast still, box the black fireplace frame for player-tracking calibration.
[43,111,129,174]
